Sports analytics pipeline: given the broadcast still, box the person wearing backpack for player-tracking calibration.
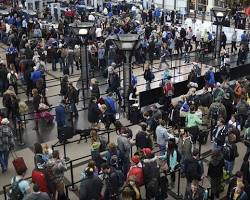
[236,96,250,130]
[184,149,202,192]
[142,151,160,199]
[101,163,122,200]
[127,156,144,187]
[66,82,79,117]
[0,118,14,173]
[7,68,18,94]
[46,150,67,200]
[207,149,225,200]
[9,165,31,200]
[223,134,238,176]
[79,166,103,200]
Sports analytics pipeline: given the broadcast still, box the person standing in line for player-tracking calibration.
[143,64,154,91]
[26,183,50,200]
[207,149,225,200]
[155,119,169,156]
[231,30,237,54]
[0,118,14,173]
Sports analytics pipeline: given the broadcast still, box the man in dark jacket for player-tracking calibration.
[101,163,120,199]
[66,82,79,117]
[107,66,122,104]
[88,96,100,125]
[79,166,103,200]
[143,152,160,199]
[135,122,151,149]
[183,149,202,192]
[0,63,8,96]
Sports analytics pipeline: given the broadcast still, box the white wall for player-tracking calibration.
[153,0,187,11]
[184,18,244,42]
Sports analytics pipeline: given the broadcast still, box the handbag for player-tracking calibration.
[11,151,27,173]
[38,103,49,111]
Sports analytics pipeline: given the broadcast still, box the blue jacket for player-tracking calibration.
[104,97,116,113]
[55,104,66,127]
[31,70,42,83]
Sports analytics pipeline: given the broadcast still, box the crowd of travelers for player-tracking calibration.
[0,1,250,200]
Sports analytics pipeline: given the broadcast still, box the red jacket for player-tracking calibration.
[127,166,144,186]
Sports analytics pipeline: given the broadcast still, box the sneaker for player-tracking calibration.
[211,140,214,143]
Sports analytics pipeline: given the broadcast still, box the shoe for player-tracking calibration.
[211,140,214,143]
[2,168,7,173]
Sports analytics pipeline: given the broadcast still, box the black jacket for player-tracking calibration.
[207,155,224,178]
[184,157,202,182]
[135,131,150,149]
[88,102,100,123]
[80,175,103,200]
[143,157,160,185]
[212,125,228,146]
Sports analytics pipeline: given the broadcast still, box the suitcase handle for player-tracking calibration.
[10,151,18,159]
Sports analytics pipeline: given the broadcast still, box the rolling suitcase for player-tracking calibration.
[12,151,27,173]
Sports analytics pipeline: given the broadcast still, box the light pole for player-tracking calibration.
[70,22,94,106]
[112,34,141,117]
[211,8,229,60]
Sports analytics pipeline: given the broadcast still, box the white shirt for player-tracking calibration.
[22,19,27,28]
[95,27,102,38]
[88,14,95,21]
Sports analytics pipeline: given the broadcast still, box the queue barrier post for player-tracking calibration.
[69,161,78,191]
[18,120,24,146]
[177,168,181,198]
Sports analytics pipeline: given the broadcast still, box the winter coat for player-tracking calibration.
[142,157,160,185]
[135,131,150,149]
[88,102,100,123]
[207,154,224,178]
[79,175,103,200]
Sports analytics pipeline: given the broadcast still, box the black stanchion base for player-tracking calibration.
[69,185,78,191]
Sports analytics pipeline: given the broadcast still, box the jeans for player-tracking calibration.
[52,59,57,70]
[224,160,234,175]
[59,58,66,71]
[0,150,9,170]
[159,144,166,156]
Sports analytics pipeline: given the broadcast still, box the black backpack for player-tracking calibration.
[8,177,24,200]
[146,178,159,198]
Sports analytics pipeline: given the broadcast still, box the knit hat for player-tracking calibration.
[143,148,152,157]
[131,156,140,164]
